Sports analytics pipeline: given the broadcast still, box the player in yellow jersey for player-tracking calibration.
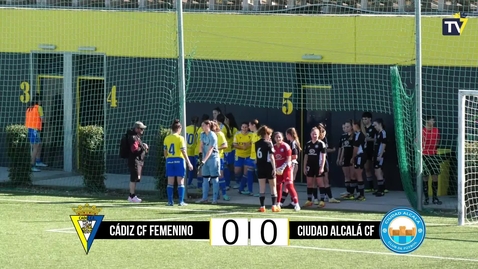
[242,119,261,196]
[233,122,252,193]
[212,121,229,201]
[194,114,209,191]
[163,119,194,206]
[217,113,238,191]
[185,116,200,188]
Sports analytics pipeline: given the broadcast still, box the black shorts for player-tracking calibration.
[423,155,441,176]
[342,155,352,167]
[257,163,275,180]
[374,156,385,169]
[353,154,365,169]
[129,162,143,183]
[365,149,374,161]
[306,164,327,178]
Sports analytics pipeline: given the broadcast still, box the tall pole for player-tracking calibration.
[177,0,187,192]
[415,0,423,211]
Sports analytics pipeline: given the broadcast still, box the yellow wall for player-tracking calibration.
[1,9,476,66]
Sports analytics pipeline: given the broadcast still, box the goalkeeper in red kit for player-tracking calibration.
[273,132,301,211]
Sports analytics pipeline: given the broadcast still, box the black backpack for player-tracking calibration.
[119,132,130,159]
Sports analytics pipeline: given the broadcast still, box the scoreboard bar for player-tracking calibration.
[93,219,381,244]
[288,221,381,239]
[95,221,210,239]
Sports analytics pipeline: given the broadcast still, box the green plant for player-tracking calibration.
[156,127,171,198]
[5,124,32,186]
[78,125,106,192]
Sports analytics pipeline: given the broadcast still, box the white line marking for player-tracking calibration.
[0,196,459,227]
[46,227,76,232]
[286,245,478,263]
[228,212,451,226]
[0,198,57,203]
[46,212,236,234]
[130,206,230,213]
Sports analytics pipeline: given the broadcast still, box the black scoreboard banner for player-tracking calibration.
[92,219,381,246]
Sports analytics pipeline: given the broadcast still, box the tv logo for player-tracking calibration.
[443,12,468,36]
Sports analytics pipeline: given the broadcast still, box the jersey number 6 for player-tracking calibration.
[257,148,262,159]
[282,92,293,115]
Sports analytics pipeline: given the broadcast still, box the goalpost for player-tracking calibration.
[458,90,478,225]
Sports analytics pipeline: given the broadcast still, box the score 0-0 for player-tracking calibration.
[209,218,290,246]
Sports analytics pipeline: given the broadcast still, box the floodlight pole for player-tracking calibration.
[415,0,423,211]
[177,0,188,193]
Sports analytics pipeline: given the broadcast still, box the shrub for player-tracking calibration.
[78,125,106,192]
[156,127,171,198]
[6,125,32,186]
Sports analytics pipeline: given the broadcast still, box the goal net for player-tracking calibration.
[184,10,476,216]
[458,90,478,225]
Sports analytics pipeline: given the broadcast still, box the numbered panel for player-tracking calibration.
[282,92,293,115]
[210,218,249,246]
[250,218,289,246]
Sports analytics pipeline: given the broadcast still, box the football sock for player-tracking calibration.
[202,178,210,200]
[197,176,203,189]
[247,169,254,193]
[325,187,333,199]
[239,174,247,192]
[259,194,265,207]
[211,177,219,201]
[349,179,358,194]
[319,187,326,202]
[307,188,314,201]
[177,184,185,204]
[223,167,231,187]
[357,181,365,196]
[219,178,227,195]
[167,185,174,204]
[423,180,429,199]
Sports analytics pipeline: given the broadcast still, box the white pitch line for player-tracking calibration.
[130,206,230,213]
[229,212,452,227]
[0,196,463,227]
[46,227,76,232]
[46,212,237,234]
[286,245,478,263]
[130,206,453,227]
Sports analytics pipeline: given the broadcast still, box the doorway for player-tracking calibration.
[296,84,332,183]
[31,52,106,172]
[37,75,65,169]
[76,77,105,169]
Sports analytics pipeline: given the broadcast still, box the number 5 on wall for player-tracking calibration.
[107,85,118,108]
[282,92,293,115]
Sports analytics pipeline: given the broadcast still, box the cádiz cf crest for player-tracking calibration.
[70,204,104,254]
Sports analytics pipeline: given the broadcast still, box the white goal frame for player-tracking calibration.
[457,89,478,226]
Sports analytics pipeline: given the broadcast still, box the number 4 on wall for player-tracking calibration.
[107,86,118,108]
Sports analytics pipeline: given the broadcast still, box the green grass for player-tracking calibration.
[1,192,478,269]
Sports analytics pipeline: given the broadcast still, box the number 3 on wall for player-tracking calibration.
[107,86,118,108]
[282,92,293,115]
[19,82,30,103]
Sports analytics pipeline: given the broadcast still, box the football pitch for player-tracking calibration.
[1,192,478,269]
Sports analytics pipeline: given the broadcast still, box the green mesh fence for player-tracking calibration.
[3,5,478,218]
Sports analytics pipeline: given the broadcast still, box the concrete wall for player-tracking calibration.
[1,52,477,190]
